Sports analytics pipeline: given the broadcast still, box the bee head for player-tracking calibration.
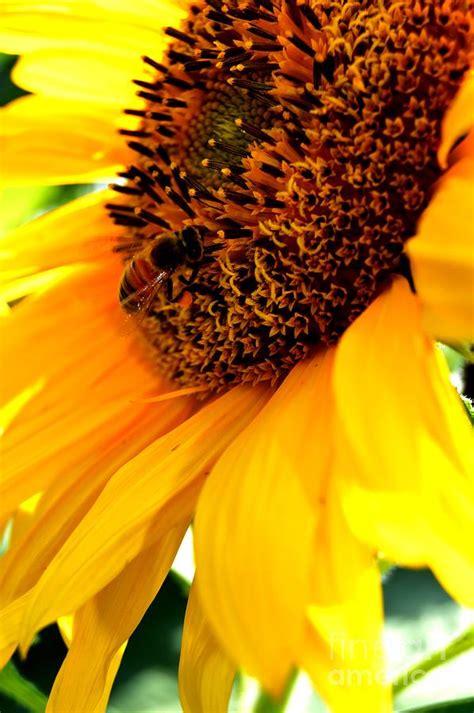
[181,226,204,262]
[149,233,184,271]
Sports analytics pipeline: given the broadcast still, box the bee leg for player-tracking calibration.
[173,265,201,302]
[178,265,200,287]
[165,278,174,302]
[204,242,225,254]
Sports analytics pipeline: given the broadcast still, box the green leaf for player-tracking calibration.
[398,696,474,712]
[0,186,57,236]
[461,395,474,424]
[393,625,474,697]
[0,184,97,236]
[384,570,474,712]
[378,558,396,578]
[438,343,471,370]
[0,662,47,713]
[393,625,474,695]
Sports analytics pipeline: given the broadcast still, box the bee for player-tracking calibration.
[118,225,205,314]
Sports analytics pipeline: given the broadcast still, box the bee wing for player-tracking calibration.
[120,269,171,336]
[130,269,170,315]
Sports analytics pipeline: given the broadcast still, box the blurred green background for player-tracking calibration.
[1,52,473,713]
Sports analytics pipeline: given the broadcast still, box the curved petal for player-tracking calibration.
[0,189,120,282]
[0,385,269,653]
[0,400,191,607]
[438,69,474,168]
[0,95,128,185]
[47,525,187,713]
[407,154,474,341]
[179,580,236,713]
[333,277,474,603]
[194,354,333,696]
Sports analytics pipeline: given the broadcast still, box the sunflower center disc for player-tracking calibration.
[111,0,472,391]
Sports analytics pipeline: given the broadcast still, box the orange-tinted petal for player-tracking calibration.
[47,526,187,713]
[0,385,269,653]
[438,69,474,169]
[0,399,191,608]
[0,189,120,282]
[407,155,474,341]
[194,355,334,696]
[1,263,183,519]
[179,580,236,713]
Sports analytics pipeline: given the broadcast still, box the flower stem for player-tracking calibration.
[392,624,474,696]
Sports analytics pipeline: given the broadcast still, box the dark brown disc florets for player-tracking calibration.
[110,0,473,391]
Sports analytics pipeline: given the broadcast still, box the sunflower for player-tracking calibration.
[0,0,473,711]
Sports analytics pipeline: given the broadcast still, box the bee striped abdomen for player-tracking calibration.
[119,258,159,313]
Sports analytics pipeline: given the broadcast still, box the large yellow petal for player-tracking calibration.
[407,155,474,341]
[0,385,269,652]
[194,354,334,696]
[1,261,121,407]
[47,525,187,713]
[0,95,128,185]
[0,260,193,541]
[179,580,236,713]
[0,189,119,282]
[333,278,474,601]
[12,47,143,107]
[335,277,471,490]
[1,263,176,516]
[0,1,184,55]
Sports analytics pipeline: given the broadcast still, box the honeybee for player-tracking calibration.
[118,226,205,314]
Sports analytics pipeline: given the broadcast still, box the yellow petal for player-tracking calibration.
[0,189,121,282]
[0,399,191,608]
[407,156,474,341]
[0,379,44,436]
[2,262,121,409]
[335,277,471,489]
[427,511,474,608]
[12,47,143,107]
[194,354,333,696]
[0,645,16,669]
[0,1,183,56]
[0,385,268,652]
[8,493,42,548]
[438,69,474,168]
[0,267,79,303]
[179,580,236,713]
[333,278,474,601]
[57,616,73,648]
[0,95,128,185]
[47,525,187,713]
[304,620,390,713]
[301,480,390,712]
[1,264,188,519]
